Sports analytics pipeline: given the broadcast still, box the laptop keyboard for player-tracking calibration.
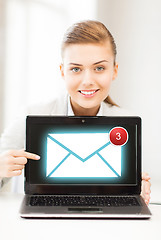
[30,195,139,207]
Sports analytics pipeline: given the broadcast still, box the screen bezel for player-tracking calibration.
[25,116,141,195]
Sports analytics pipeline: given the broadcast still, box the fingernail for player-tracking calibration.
[146,191,151,194]
[145,200,149,205]
[36,155,40,160]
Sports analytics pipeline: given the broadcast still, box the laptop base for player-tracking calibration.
[19,194,152,219]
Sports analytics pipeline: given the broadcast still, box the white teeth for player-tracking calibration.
[80,90,96,95]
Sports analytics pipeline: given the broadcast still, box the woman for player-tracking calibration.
[0,20,150,204]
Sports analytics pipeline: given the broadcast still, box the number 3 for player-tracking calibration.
[116,132,121,140]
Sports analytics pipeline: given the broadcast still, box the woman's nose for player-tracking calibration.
[82,70,94,86]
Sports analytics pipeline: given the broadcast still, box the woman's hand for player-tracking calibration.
[141,172,151,205]
[0,149,40,178]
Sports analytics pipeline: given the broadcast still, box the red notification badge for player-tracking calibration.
[109,127,128,146]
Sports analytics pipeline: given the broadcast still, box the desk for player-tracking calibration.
[0,193,160,240]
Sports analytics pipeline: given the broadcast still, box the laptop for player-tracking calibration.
[19,116,152,219]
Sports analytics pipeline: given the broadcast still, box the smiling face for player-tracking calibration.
[60,41,118,116]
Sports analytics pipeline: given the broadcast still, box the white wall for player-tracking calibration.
[0,0,5,134]
[97,0,161,186]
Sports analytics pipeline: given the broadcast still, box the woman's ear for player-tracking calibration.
[60,64,64,79]
[112,63,118,81]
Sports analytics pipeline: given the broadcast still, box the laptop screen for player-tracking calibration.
[25,116,141,194]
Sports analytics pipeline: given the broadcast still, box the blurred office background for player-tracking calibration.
[0,0,161,201]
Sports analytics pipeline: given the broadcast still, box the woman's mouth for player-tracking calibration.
[78,89,99,98]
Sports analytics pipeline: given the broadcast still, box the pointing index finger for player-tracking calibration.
[10,149,40,160]
[23,151,40,160]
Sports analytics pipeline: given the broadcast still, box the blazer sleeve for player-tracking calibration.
[0,93,68,189]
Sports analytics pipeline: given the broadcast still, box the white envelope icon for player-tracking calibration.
[46,133,121,178]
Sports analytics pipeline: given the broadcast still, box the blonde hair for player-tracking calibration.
[61,20,119,107]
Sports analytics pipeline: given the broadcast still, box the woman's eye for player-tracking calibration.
[71,67,80,72]
[95,66,104,71]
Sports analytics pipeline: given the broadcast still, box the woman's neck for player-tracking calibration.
[70,99,100,116]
